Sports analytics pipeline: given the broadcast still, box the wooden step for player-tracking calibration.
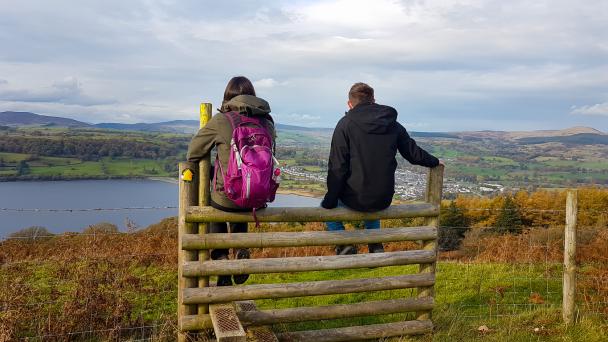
[235,301,278,342]
[209,303,246,342]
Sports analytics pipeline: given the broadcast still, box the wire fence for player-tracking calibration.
[1,203,606,341]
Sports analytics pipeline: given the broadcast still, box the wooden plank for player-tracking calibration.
[233,301,278,342]
[178,162,199,341]
[209,303,246,342]
[563,189,577,325]
[183,273,434,304]
[180,313,213,331]
[182,226,437,250]
[186,203,439,223]
[182,298,433,330]
[239,298,433,325]
[183,250,435,276]
[275,320,433,342]
[198,103,213,317]
[418,164,443,320]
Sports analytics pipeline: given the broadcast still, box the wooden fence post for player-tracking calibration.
[178,162,199,342]
[563,189,577,324]
[198,103,213,317]
[417,164,443,320]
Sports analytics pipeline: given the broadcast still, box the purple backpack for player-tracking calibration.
[214,112,280,213]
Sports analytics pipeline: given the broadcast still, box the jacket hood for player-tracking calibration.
[346,103,397,134]
[220,95,271,116]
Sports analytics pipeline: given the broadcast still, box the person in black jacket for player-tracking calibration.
[321,82,441,255]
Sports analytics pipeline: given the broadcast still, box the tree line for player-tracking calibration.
[437,187,608,251]
[0,136,188,160]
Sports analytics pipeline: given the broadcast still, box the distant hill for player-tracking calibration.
[410,131,459,139]
[2,111,606,145]
[275,123,333,132]
[456,126,606,141]
[95,120,200,134]
[517,133,608,145]
[0,111,90,128]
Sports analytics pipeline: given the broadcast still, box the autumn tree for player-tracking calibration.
[439,200,468,250]
[16,160,30,176]
[493,196,523,234]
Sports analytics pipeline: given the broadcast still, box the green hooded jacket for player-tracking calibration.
[186,95,276,209]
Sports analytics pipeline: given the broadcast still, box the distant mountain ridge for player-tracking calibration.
[0,111,90,128]
[1,111,606,144]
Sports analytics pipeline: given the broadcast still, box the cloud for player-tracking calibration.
[571,102,608,116]
[275,113,322,126]
[0,77,115,106]
[253,78,287,89]
[0,1,607,130]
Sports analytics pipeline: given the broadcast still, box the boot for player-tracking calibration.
[368,243,385,253]
[335,245,357,255]
[232,249,250,284]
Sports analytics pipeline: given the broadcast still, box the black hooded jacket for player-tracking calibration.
[321,102,439,212]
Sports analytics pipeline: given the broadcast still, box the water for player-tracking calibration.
[0,179,321,237]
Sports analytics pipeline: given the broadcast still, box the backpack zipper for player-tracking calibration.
[246,171,251,199]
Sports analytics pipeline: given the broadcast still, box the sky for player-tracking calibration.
[0,0,607,131]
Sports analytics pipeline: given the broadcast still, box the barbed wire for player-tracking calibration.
[0,206,177,212]
[0,205,606,214]
[26,324,174,340]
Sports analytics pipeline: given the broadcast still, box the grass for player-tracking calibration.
[302,165,323,172]
[0,151,173,179]
[3,259,606,341]
[0,151,30,162]
[430,146,462,159]
[101,158,171,176]
[481,156,519,167]
[29,160,104,176]
[0,219,608,341]
[244,262,607,341]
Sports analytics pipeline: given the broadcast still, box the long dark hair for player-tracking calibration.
[223,76,256,103]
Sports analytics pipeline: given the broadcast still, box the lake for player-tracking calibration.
[0,179,321,237]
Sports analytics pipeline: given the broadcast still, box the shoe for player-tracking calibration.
[335,245,357,255]
[217,275,232,286]
[368,243,385,253]
[232,249,250,284]
[214,254,232,286]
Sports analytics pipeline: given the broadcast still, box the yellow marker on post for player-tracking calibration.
[200,103,212,128]
[181,168,193,182]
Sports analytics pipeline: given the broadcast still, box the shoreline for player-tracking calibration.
[0,175,325,199]
[276,189,323,199]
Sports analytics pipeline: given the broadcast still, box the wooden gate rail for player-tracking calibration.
[181,297,434,331]
[183,249,435,276]
[182,226,436,249]
[183,273,434,304]
[178,142,444,341]
[185,203,439,222]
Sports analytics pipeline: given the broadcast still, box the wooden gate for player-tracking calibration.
[177,104,443,341]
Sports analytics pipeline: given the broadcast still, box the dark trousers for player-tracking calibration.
[209,199,249,260]
[209,221,248,259]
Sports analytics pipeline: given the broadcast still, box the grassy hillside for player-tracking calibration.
[1,188,607,342]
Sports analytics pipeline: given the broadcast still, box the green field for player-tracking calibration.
[3,125,608,190]
[0,152,174,179]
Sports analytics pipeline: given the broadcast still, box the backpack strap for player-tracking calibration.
[223,111,242,130]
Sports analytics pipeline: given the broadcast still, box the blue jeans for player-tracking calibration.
[326,201,380,231]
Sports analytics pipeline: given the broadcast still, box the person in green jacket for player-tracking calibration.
[187,76,276,286]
